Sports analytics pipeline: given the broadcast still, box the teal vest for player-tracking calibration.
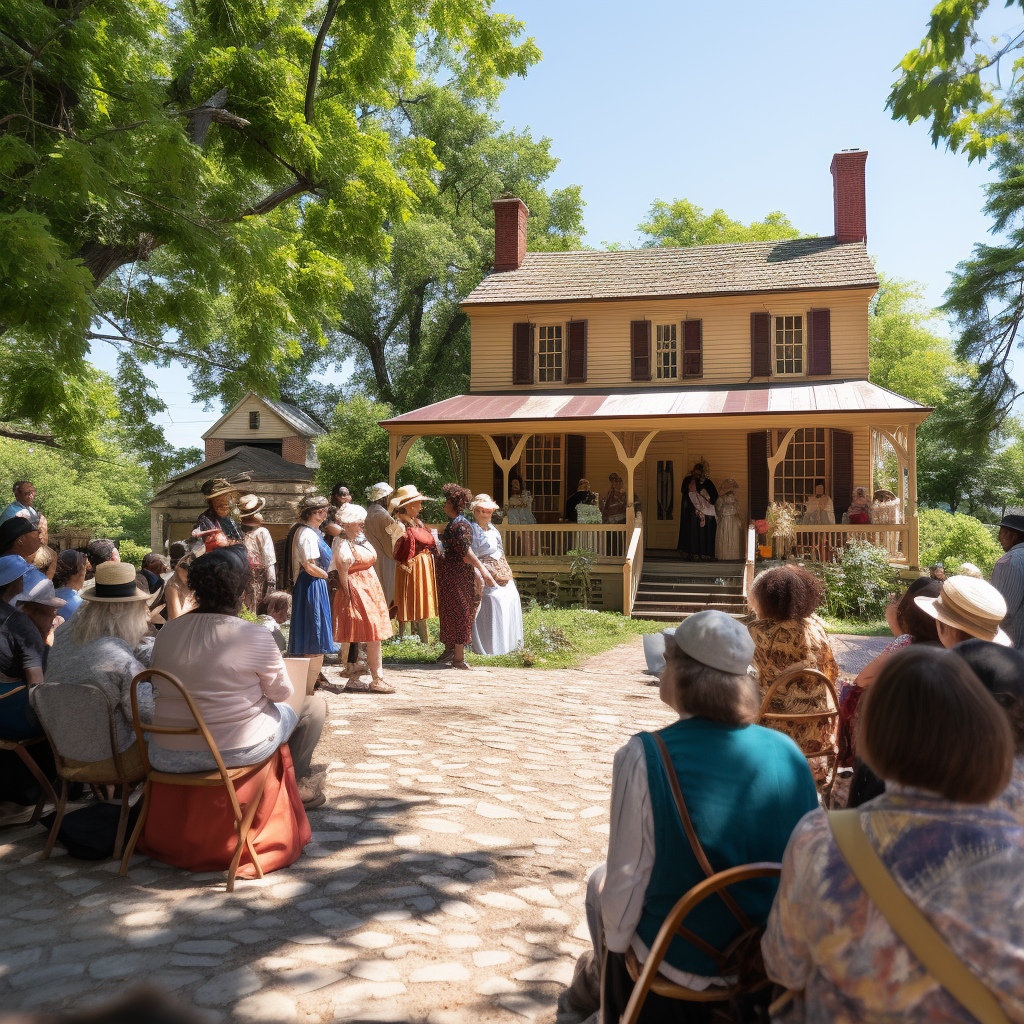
[635,718,819,977]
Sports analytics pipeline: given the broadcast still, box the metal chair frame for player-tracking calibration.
[0,684,58,826]
[119,669,276,892]
[620,862,783,1024]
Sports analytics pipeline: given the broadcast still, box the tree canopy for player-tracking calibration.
[637,200,805,248]
[0,0,541,452]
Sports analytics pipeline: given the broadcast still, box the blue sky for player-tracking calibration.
[98,0,1011,449]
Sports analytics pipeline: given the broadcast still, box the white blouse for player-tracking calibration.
[329,536,376,573]
[470,523,503,560]
[291,525,323,584]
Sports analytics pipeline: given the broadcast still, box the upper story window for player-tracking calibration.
[249,411,260,429]
[775,315,804,376]
[656,324,677,379]
[538,325,562,382]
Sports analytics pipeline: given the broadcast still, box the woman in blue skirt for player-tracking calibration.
[283,495,338,694]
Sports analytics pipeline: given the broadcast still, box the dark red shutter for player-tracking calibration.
[566,320,587,383]
[831,429,853,519]
[631,320,651,381]
[748,430,770,520]
[751,312,772,377]
[566,435,586,497]
[682,319,702,377]
[807,308,831,375]
[512,322,534,384]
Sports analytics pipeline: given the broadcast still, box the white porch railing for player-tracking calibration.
[776,524,910,563]
[498,523,628,561]
[622,526,644,617]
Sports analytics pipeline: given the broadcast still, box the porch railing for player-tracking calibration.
[498,523,629,561]
[776,524,910,563]
[623,526,644,617]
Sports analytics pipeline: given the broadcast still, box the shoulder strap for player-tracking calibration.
[829,810,1010,1024]
[650,731,752,931]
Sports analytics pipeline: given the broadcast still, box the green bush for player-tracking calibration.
[918,508,1002,576]
[117,539,150,568]
[819,541,899,620]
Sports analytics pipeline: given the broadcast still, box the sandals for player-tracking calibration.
[436,648,456,666]
[315,673,347,695]
[448,660,470,671]
[368,678,395,694]
[343,677,370,693]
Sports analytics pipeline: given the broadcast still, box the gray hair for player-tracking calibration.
[69,599,150,650]
[664,642,760,725]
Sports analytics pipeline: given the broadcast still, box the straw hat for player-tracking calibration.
[915,576,1011,645]
[338,503,368,525]
[201,478,238,501]
[82,561,151,603]
[471,493,500,511]
[294,494,328,519]
[13,576,65,609]
[389,484,432,512]
[237,494,266,518]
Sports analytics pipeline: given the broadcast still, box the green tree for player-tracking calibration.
[0,0,540,450]
[919,507,1003,574]
[637,200,805,248]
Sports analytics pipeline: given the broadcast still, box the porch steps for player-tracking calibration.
[633,560,749,622]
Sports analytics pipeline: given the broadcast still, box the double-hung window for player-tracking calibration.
[656,324,678,380]
[775,315,804,376]
[538,325,563,382]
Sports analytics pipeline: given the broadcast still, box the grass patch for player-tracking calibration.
[820,616,890,636]
[381,607,664,670]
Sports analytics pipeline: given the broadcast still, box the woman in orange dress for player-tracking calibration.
[330,503,394,694]
[389,484,438,643]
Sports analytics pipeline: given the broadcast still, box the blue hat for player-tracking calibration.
[0,554,31,588]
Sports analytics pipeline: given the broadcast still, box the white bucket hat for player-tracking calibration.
[366,482,394,503]
[338,503,368,525]
[471,493,500,511]
[915,576,1011,645]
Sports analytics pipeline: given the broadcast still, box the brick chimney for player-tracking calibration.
[493,197,529,272]
[830,150,867,244]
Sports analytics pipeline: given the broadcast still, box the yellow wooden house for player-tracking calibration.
[381,151,931,616]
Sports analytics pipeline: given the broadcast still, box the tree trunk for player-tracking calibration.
[78,234,160,288]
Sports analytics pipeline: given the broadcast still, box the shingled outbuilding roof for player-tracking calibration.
[462,237,878,306]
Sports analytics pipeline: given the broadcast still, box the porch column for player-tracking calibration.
[606,429,660,535]
[481,434,530,504]
[908,422,920,568]
[388,433,420,489]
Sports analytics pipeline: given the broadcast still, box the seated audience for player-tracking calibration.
[53,549,89,620]
[40,562,155,757]
[748,565,839,783]
[763,647,1024,1021]
[33,544,57,580]
[16,576,65,647]
[259,591,291,652]
[0,518,46,599]
[0,555,46,739]
[915,574,1011,647]
[562,611,819,1023]
[148,547,327,808]
[141,552,168,593]
[86,538,120,570]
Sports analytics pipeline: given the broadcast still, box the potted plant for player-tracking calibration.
[754,519,772,558]
[766,502,798,560]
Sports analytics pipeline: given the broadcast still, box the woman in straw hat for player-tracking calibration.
[238,494,277,612]
[330,504,394,693]
[195,478,243,543]
[714,477,743,561]
[390,484,438,644]
[469,494,523,656]
[915,574,1013,647]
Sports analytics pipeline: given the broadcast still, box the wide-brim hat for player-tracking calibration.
[915,576,1011,645]
[338,503,368,525]
[389,484,432,512]
[237,494,266,517]
[999,513,1024,534]
[201,478,238,500]
[82,561,151,603]
[470,493,500,511]
[366,482,394,503]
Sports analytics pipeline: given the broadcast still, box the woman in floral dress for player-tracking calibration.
[435,483,494,670]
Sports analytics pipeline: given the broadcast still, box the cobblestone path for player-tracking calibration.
[0,640,672,1022]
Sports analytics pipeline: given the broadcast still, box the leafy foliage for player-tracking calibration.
[566,547,596,609]
[819,542,900,620]
[638,200,806,248]
[117,539,150,569]
[918,506,1003,574]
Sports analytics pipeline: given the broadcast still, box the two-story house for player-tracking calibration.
[382,152,930,613]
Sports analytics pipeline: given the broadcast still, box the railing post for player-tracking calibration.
[907,422,919,569]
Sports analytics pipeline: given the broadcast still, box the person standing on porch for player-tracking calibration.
[992,513,1024,649]
[564,478,592,524]
[714,478,743,561]
[678,463,717,559]
[363,482,398,613]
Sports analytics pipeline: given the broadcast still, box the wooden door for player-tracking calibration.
[645,445,681,550]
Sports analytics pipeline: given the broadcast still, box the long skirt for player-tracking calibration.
[436,560,480,646]
[715,512,743,560]
[333,568,394,643]
[289,570,337,656]
[472,581,524,656]
[395,552,438,622]
[677,510,713,559]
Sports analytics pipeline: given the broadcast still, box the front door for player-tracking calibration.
[645,446,680,550]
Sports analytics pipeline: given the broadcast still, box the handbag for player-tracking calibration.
[829,810,1010,1024]
[482,554,512,586]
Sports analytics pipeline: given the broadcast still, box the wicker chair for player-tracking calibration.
[120,669,277,892]
[31,683,146,860]
[0,685,58,826]
[619,862,783,1024]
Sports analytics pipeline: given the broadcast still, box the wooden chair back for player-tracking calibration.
[620,862,783,1024]
[0,684,58,827]
[757,664,840,804]
[120,668,276,890]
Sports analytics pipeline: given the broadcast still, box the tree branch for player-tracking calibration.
[0,426,60,448]
[236,180,312,219]
[305,0,341,125]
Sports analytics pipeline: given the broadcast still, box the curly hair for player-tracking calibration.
[750,564,825,622]
[442,482,473,513]
[187,546,251,610]
[53,549,88,590]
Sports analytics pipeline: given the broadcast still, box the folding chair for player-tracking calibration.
[758,665,841,806]
[31,683,145,860]
[0,685,58,826]
[119,669,277,892]
[620,862,783,1024]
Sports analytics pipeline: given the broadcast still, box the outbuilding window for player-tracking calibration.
[775,315,804,376]
[249,411,260,429]
[538,326,563,382]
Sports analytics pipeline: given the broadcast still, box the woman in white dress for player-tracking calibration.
[469,494,524,657]
[714,477,743,560]
[503,476,535,557]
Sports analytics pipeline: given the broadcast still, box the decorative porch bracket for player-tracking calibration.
[388,434,420,489]
[606,429,660,534]
[766,427,799,505]
[481,434,531,504]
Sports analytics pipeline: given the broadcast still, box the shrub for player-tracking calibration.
[819,541,899,619]
[918,508,1002,576]
[117,539,150,569]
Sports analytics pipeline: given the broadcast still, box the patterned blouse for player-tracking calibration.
[763,789,1024,1023]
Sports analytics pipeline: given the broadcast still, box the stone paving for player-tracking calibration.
[0,633,882,1022]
